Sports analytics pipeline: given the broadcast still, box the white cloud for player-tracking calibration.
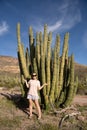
[33,24,43,32]
[0,21,9,36]
[48,21,62,32]
[47,11,81,33]
[32,0,81,33]
[47,0,81,32]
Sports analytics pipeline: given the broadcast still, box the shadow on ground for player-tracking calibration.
[0,92,35,117]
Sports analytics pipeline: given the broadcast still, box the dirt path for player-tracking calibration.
[0,87,87,106]
[73,95,87,106]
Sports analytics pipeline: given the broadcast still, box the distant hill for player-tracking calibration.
[0,55,87,80]
[74,62,87,81]
[0,56,20,77]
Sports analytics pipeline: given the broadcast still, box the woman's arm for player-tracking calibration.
[38,83,48,90]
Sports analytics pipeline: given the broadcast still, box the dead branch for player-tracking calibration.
[49,98,77,115]
[56,105,77,114]
[58,112,81,128]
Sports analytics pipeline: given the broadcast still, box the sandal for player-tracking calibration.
[28,115,32,119]
[38,116,41,120]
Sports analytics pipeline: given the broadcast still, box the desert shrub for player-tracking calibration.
[77,82,87,95]
[0,75,21,88]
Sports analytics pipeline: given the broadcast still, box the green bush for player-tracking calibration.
[77,82,87,95]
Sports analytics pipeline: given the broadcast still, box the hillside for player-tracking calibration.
[0,56,20,77]
[0,55,87,80]
[74,62,87,81]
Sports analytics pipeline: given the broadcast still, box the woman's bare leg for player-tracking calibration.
[29,99,33,117]
[34,100,41,119]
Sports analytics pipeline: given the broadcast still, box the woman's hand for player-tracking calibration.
[43,83,48,86]
[39,83,48,90]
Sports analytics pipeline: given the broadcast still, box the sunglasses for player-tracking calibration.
[32,75,37,77]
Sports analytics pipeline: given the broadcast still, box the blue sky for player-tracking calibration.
[0,0,87,65]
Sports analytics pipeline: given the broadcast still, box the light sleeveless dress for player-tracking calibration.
[27,79,40,100]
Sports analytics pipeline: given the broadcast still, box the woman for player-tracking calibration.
[24,72,47,119]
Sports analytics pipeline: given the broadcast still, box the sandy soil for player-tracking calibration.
[73,95,87,106]
[0,87,87,106]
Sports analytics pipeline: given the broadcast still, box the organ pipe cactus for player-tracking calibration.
[46,32,52,96]
[63,54,74,107]
[29,26,35,71]
[17,23,76,110]
[50,44,57,103]
[17,23,29,79]
[59,33,69,92]
[54,35,60,100]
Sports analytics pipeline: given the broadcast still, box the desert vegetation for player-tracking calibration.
[0,24,87,130]
[17,23,78,109]
[0,75,20,88]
